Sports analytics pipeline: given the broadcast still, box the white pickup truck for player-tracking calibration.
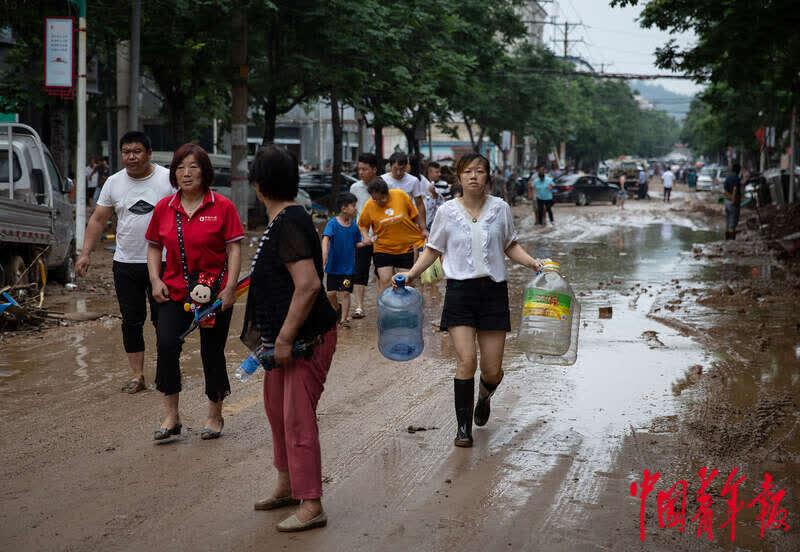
[0,123,76,287]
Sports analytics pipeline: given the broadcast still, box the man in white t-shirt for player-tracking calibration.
[662,168,675,203]
[76,131,173,393]
[381,151,427,236]
[349,152,379,319]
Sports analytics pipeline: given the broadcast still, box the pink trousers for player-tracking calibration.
[263,327,337,500]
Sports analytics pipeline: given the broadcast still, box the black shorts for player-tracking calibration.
[352,243,374,286]
[326,274,354,293]
[441,277,511,332]
[373,251,414,270]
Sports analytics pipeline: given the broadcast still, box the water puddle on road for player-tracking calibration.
[0,294,247,417]
[471,221,726,532]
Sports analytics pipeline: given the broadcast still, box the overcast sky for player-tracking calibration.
[543,0,703,98]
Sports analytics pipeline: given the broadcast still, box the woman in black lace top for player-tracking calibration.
[241,145,337,532]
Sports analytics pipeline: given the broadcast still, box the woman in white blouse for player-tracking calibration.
[397,153,541,447]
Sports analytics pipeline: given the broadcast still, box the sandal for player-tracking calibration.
[200,418,224,440]
[352,307,364,319]
[153,423,182,441]
[122,376,146,394]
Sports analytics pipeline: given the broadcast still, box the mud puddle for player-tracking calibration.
[2,201,798,551]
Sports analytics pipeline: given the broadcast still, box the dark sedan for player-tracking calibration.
[552,174,620,206]
[298,172,358,201]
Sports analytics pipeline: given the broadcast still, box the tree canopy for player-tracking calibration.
[611,0,799,164]
[1,0,682,171]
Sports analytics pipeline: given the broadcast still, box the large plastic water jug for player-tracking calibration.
[519,260,580,365]
[377,275,424,361]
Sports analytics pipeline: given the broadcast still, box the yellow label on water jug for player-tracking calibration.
[522,289,572,320]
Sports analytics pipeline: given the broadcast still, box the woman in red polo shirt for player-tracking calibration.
[145,143,244,441]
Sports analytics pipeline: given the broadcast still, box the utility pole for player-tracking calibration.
[116,40,130,164]
[128,0,141,131]
[563,21,569,58]
[230,1,249,226]
[790,105,796,203]
[72,0,87,254]
[428,120,433,160]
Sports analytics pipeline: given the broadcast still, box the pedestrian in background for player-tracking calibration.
[76,131,173,394]
[662,167,674,202]
[424,161,449,232]
[243,145,338,532]
[349,153,378,319]
[92,156,110,206]
[617,174,627,209]
[506,170,518,205]
[322,192,366,327]
[529,165,554,226]
[85,156,99,207]
[381,151,427,236]
[637,167,647,199]
[396,153,542,448]
[723,163,743,240]
[358,178,425,294]
[145,143,244,441]
[686,168,697,190]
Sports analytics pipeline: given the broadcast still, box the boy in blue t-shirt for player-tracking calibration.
[322,192,365,327]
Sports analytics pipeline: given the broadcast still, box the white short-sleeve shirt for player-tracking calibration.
[382,172,423,198]
[426,195,518,282]
[96,164,173,263]
[350,180,371,214]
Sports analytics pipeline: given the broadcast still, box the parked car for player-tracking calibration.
[152,151,315,223]
[552,174,620,206]
[696,166,727,191]
[0,123,75,287]
[299,171,358,202]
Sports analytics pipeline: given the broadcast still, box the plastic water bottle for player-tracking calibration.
[234,354,261,382]
[519,260,580,365]
[377,275,424,361]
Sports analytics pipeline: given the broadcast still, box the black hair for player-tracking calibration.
[455,153,491,179]
[427,161,440,170]
[732,163,741,173]
[249,144,299,201]
[170,143,214,191]
[119,131,152,152]
[408,153,423,178]
[388,151,408,167]
[366,177,389,196]
[336,191,358,211]
[357,152,378,168]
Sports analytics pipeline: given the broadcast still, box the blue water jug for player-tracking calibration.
[377,275,424,361]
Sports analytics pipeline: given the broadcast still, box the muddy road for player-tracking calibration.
[1,189,798,551]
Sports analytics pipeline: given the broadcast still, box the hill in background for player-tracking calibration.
[629,82,694,121]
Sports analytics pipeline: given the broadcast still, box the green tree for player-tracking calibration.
[611,0,799,165]
[138,0,232,147]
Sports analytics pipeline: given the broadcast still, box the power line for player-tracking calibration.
[494,68,703,80]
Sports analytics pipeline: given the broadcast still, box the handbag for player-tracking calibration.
[420,257,444,284]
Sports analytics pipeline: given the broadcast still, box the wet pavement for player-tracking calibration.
[1,194,798,551]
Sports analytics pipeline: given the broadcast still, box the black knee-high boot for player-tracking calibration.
[454,378,474,447]
[474,371,503,427]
